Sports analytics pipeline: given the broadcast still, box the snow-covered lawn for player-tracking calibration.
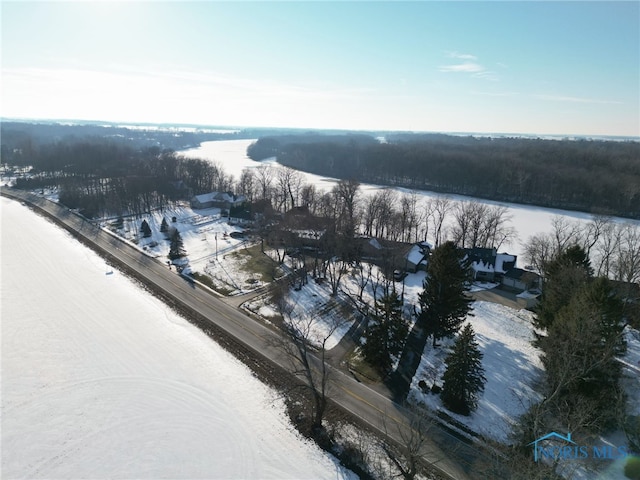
[104,204,244,264]
[1,197,355,479]
[101,204,281,295]
[245,276,355,351]
[409,301,543,443]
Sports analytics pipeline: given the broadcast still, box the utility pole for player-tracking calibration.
[215,234,218,260]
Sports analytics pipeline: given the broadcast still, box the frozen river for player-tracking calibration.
[182,139,640,261]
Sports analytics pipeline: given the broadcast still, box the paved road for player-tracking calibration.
[3,189,492,480]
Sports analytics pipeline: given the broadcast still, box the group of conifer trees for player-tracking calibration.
[520,246,631,441]
[362,241,486,416]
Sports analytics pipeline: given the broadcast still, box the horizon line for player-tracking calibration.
[2,116,639,142]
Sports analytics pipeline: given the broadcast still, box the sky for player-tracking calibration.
[2,1,639,137]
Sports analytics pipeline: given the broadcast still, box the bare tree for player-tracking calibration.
[299,183,318,212]
[398,192,420,243]
[316,191,337,220]
[375,189,398,239]
[275,166,304,212]
[524,216,584,275]
[581,215,612,259]
[380,402,451,480]
[237,168,256,203]
[332,179,361,236]
[523,232,555,275]
[370,265,389,308]
[482,205,516,250]
[325,255,348,296]
[451,201,476,248]
[362,189,398,239]
[420,198,435,243]
[613,223,640,285]
[550,216,583,253]
[430,197,452,247]
[362,192,381,237]
[593,220,620,278]
[451,201,515,250]
[254,165,275,202]
[275,299,344,433]
[265,223,291,264]
[352,262,373,302]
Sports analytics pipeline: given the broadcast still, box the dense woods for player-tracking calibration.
[248,133,640,219]
[0,121,242,156]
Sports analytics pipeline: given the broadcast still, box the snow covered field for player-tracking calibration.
[1,197,355,479]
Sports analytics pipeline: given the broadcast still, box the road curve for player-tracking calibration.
[2,188,486,480]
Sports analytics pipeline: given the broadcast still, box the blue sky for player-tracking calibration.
[2,1,639,136]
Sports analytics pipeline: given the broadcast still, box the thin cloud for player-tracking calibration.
[447,51,478,61]
[472,90,519,97]
[472,70,499,81]
[4,66,376,102]
[535,94,623,105]
[438,62,485,73]
[438,52,499,81]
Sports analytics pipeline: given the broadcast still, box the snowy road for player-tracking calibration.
[2,189,484,479]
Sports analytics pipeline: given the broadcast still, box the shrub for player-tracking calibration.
[625,456,640,480]
[418,379,429,393]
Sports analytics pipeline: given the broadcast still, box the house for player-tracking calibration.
[502,268,541,292]
[463,247,517,282]
[168,180,191,197]
[360,237,417,275]
[405,241,432,273]
[281,206,334,250]
[190,191,246,210]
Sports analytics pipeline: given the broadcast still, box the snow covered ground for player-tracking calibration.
[408,301,543,443]
[245,276,355,350]
[1,197,355,479]
[4,137,639,478]
[102,204,278,295]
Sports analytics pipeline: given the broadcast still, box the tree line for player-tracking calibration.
[8,140,237,218]
[247,133,640,219]
[0,121,243,160]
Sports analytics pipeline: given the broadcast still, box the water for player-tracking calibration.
[181,140,639,261]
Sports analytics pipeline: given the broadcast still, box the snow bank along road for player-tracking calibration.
[2,189,482,480]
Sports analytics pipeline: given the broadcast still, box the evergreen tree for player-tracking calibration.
[535,245,593,331]
[538,276,626,430]
[168,229,186,261]
[141,219,152,238]
[417,241,473,347]
[160,217,169,233]
[362,289,408,375]
[440,324,486,416]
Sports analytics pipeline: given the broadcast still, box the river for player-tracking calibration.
[181,139,639,261]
